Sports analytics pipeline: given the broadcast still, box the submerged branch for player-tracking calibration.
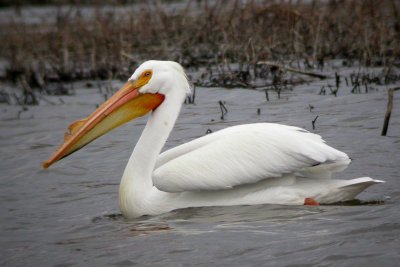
[257,61,329,80]
[381,87,400,136]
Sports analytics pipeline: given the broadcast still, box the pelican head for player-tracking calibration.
[131,60,190,95]
[43,60,189,168]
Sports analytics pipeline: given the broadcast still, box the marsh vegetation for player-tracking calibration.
[0,0,399,102]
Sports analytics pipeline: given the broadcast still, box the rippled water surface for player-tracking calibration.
[1,73,400,266]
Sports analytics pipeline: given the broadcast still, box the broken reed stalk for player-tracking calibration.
[19,76,38,105]
[264,90,269,101]
[219,100,228,120]
[381,87,400,136]
[185,85,196,104]
[312,115,319,130]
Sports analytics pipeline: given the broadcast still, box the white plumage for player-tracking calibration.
[153,123,349,192]
[43,60,384,218]
[115,61,383,218]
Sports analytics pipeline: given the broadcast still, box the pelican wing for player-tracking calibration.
[153,123,350,193]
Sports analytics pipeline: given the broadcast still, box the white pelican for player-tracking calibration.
[43,60,383,218]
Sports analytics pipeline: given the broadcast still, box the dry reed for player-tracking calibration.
[0,0,399,92]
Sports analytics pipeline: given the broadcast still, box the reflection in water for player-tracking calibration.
[92,213,124,223]
[326,199,386,206]
[129,222,172,236]
[93,213,173,236]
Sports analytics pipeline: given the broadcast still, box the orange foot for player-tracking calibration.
[304,197,320,206]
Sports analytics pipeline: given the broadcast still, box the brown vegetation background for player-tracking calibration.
[0,0,399,88]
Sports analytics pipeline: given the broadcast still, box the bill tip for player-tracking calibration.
[42,161,51,169]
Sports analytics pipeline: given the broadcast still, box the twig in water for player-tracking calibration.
[335,72,340,90]
[37,94,57,105]
[265,89,269,101]
[205,129,213,135]
[19,76,38,105]
[328,85,339,97]
[381,87,400,136]
[185,85,196,104]
[351,73,361,94]
[312,115,319,130]
[17,106,28,119]
[274,85,281,99]
[96,79,103,92]
[309,104,314,112]
[0,91,11,105]
[219,100,228,120]
[257,108,261,115]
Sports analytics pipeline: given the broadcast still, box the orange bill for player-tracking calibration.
[43,75,164,168]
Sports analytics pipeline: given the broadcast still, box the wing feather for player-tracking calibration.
[153,123,350,193]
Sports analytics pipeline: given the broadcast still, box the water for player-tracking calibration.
[1,70,400,266]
